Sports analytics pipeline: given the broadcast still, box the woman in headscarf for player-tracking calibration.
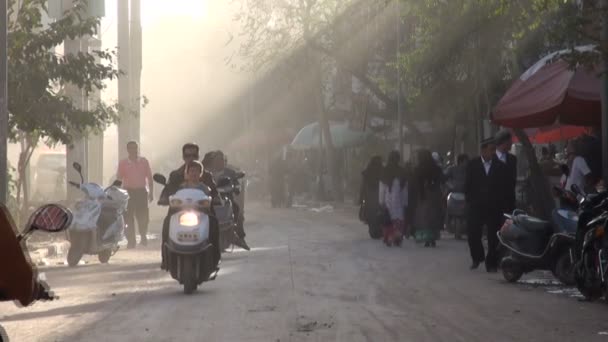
[360,155,384,239]
[411,149,445,247]
[379,151,408,247]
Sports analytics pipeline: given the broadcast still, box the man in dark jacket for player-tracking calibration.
[211,150,250,251]
[465,138,509,272]
[159,143,220,270]
[495,130,517,214]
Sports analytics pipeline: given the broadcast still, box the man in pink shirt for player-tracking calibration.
[117,141,154,248]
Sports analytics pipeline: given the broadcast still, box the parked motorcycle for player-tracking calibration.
[446,192,466,240]
[66,162,129,267]
[498,205,578,285]
[215,172,246,251]
[497,186,592,285]
[0,204,73,305]
[571,185,608,301]
[153,174,219,294]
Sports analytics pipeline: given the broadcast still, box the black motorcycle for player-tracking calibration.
[571,185,608,301]
[215,172,246,251]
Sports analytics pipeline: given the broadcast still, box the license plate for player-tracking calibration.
[177,232,200,242]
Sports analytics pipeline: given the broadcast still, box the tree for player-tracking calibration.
[232,0,407,200]
[8,0,121,211]
[395,0,586,219]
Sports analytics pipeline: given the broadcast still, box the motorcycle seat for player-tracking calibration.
[514,215,552,233]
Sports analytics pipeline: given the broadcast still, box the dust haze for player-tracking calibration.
[100,0,255,178]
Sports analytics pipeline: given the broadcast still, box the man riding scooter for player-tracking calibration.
[159,143,221,270]
[210,150,250,251]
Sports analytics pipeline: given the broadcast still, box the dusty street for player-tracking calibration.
[2,203,608,342]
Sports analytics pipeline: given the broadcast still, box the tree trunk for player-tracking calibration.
[15,133,37,227]
[313,52,343,202]
[513,129,555,220]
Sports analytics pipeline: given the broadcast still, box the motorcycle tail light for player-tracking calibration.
[595,226,605,238]
[501,220,513,233]
[179,212,199,227]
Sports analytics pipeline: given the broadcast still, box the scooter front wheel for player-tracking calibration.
[67,244,83,267]
[502,267,523,283]
[182,257,198,294]
[98,249,112,264]
[501,255,523,283]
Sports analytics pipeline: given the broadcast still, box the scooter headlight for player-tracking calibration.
[179,212,199,227]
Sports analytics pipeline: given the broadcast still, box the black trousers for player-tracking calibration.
[125,188,149,245]
[161,210,221,267]
[467,205,503,267]
[233,202,245,239]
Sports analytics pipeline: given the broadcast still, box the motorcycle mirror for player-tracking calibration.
[153,173,167,186]
[236,171,246,180]
[19,204,73,242]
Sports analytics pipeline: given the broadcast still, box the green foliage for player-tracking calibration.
[5,163,19,222]
[397,0,585,122]
[7,0,121,147]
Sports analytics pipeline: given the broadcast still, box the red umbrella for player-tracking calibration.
[492,45,601,128]
[513,125,589,143]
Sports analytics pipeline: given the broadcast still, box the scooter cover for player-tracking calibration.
[70,199,102,231]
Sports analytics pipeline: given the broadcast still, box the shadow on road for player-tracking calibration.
[1,283,220,323]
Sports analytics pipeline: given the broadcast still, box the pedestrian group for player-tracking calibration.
[360,131,518,272]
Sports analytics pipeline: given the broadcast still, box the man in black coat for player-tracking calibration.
[465,138,509,272]
[211,150,250,251]
[495,130,517,214]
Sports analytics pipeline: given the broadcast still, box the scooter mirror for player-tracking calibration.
[153,173,167,186]
[112,180,122,187]
[72,162,82,173]
[235,171,246,180]
[20,204,73,242]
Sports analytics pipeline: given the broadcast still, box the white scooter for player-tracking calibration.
[154,174,219,294]
[66,162,129,267]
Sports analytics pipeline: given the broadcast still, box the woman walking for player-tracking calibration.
[411,149,445,247]
[360,156,384,239]
[379,151,408,247]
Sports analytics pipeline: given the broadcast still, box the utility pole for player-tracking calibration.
[88,33,104,185]
[63,0,88,201]
[130,0,142,146]
[0,0,7,204]
[396,0,404,158]
[601,0,608,184]
[117,0,131,161]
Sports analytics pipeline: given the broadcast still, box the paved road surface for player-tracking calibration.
[2,203,608,341]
